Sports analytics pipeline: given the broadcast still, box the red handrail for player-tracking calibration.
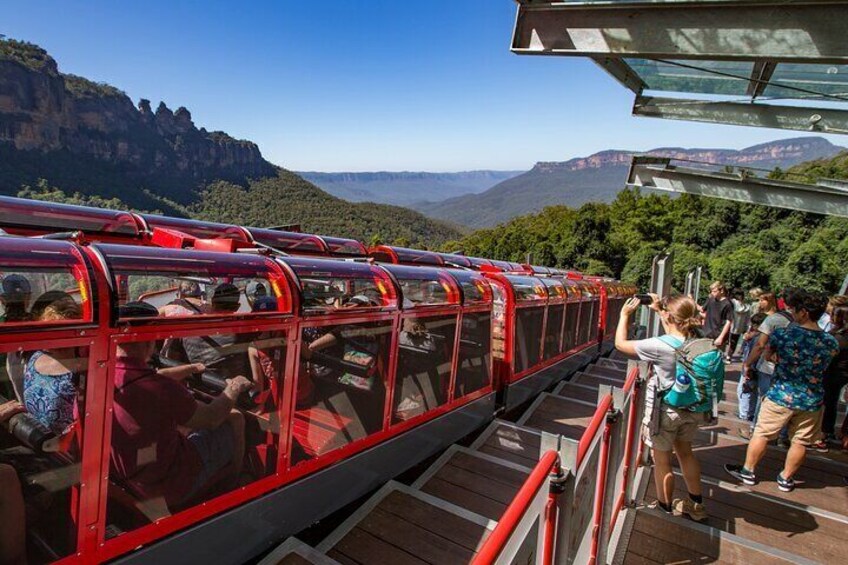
[610,366,641,532]
[577,393,613,468]
[471,450,560,565]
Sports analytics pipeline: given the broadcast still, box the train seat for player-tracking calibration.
[292,406,354,458]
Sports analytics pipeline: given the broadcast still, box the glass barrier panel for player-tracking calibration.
[393,315,457,422]
[1,268,90,327]
[0,345,89,562]
[454,311,492,399]
[292,321,392,464]
[543,304,565,361]
[564,302,579,352]
[513,306,545,375]
[105,330,285,538]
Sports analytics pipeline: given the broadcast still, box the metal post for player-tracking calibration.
[646,251,674,337]
[840,273,848,295]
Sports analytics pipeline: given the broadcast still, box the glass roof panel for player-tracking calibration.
[626,59,753,96]
[762,63,848,100]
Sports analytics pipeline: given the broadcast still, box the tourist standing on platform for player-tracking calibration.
[737,312,766,423]
[739,291,788,440]
[616,294,709,522]
[725,291,838,492]
[819,304,848,449]
[818,295,848,332]
[726,288,751,362]
[702,282,732,350]
[748,288,764,316]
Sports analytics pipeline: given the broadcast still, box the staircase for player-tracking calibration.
[258,357,848,565]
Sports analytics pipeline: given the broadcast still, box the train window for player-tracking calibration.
[322,236,367,257]
[577,299,594,346]
[248,227,328,256]
[292,321,392,463]
[514,306,545,375]
[0,344,89,562]
[454,311,492,398]
[95,244,290,320]
[564,302,579,352]
[446,270,492,306]
[503,275,547,302]
[105,327,285,538]
[283,257,397,313]
[141,214,249,241]
[0,240,93,327]
[369,246,444,267]
[393,315,457,422]
[382,265,460,308]
[436,253,473,269]
[543,304,565,361]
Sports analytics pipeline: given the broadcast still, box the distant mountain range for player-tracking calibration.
[410,137,846,228]
[297,170,523,206]
[0,38,461,245]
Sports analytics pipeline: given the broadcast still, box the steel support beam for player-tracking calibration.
[512,1,848,64]
[633,95,848,134]
[627,156,848,217]
[591,57,646,94]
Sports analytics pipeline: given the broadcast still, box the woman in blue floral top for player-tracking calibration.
[726,290,838,492]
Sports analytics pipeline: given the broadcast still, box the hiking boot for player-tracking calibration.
[724,464,757,486]
[809,439,829,453]
[737,427,753,440]
[776,473,795,493]
[673,498,707,522]
[647,500,673,514]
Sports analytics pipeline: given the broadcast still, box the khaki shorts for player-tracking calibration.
[644,405,709,452]
[754,398,823,446]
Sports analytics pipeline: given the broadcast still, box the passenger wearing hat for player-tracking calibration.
[1,274,32,323]
[160,281,206,317]
[110,302,252,510]
[246,281,277,313]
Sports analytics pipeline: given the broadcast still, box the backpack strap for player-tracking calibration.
[657,335,684,351]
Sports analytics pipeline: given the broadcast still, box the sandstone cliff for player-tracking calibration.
[0,39,276,206]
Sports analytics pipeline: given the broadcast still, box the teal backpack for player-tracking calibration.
[658,335,725,414]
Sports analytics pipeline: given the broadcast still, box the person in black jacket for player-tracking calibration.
[816,304,848,450]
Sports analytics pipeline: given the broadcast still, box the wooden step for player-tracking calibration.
[413,446,533,522]
[469,420,544,468]
[555,381,602,405]
[625,508,805,564]
[643,472,847,563]
[318,482,495,565]
[518,393,596,441]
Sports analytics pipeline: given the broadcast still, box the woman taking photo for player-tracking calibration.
[615,294,708,522]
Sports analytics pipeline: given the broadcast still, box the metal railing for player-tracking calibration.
[474,362,646,565]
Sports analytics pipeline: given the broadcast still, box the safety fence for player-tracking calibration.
[473,361,647,565]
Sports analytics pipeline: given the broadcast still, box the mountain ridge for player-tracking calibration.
[414,136,845,228]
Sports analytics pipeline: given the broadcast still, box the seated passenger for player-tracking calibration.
[0,400,27,565]
[1,274,32,323]
[159,281,205,317]
[23,299,84,436]
[180,283,251,378]
[246,281,277,312]
[110,302,252,510]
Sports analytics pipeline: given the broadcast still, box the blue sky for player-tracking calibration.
[3,1,844,171]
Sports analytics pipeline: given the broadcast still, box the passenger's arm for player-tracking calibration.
[157,362,205,381]
[742,332,769,379]
[714,319,732,347]
[184,376,252,430]
[615,296,644,357]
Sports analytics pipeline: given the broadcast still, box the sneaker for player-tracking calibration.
[724,464,757,486]
[777,438,791,449]
[737,427,753,440]
[776,473,795,492]
[647,500,673,514]
[810,440,829,453]
[673,498,707,522]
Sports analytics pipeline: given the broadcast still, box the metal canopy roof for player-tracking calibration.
[512,0,848,134]
[626,155,848,216]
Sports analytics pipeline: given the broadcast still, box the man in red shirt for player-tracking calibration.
[110,302,252,510]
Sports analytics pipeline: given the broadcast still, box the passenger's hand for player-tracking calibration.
[192,363,206,374]
[647,293,662,312]
[713,338,724,348]
[225,376,253,398]
[0,400,25,424]
[622,297,641,316]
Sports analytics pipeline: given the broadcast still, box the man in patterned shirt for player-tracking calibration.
[725,290,838,492]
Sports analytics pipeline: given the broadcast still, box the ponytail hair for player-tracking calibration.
[663,295,701,338]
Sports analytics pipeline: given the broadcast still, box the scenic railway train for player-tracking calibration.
[0,195,634,564]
